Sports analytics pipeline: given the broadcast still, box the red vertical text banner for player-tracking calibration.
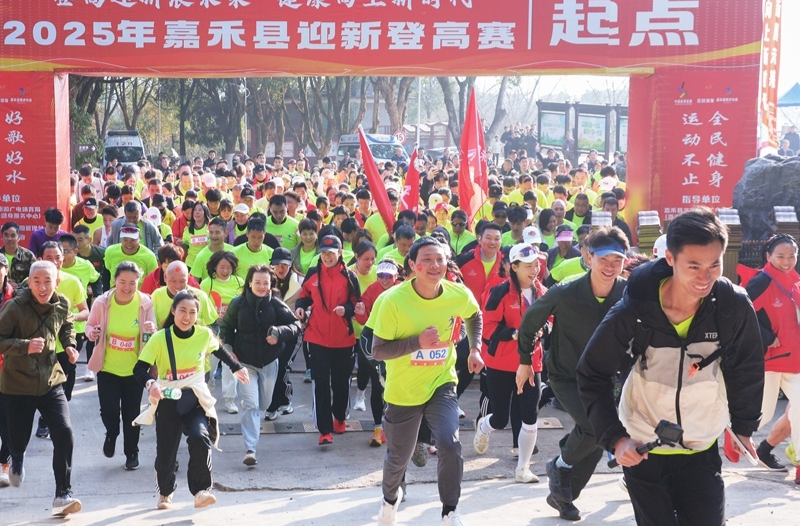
[654,67,759,221]
[359,126,395,233]
[0,73,60,245]
[760,0,782,147]
[459,88,488,228]
[400,149,420,214]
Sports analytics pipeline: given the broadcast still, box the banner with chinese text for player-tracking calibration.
[760,0,781,147]
[0,0,760,77]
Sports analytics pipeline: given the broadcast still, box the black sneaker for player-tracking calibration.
[546,494,581,521]
[125,454,139,471]
[546,458,573,503]
[103,435,116,458]
[757,442,788,472]
[35,423,50,439]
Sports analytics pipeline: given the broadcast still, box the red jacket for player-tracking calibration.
[355,280,400,326]
[296,261,360,348]
[482,278,546,373]
[455,247,502,304]
[746,263,800,373]
[141,268,200,296]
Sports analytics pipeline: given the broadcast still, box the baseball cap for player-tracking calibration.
[270,247,292,266]
[319,235,342,253]
[428,193,443,208]
[598,177,617,192]
[492,202,509,214]
[233,203,250,214]
[143,207,162,227]
[653,234,668,259]
[240,186,255,199]
[273,176,285,188]
[288,159,296,164]
[119,223,140,240]
[254,163,266,174]
[556,229,574,242]
[152,193,166,208]
[522,226,543,244]
[509,244,539,264]
[488,185,503,199]
[435,202,450,213]
[84,197,98,209]
[291,176,306,186]
[590,240,627,258]
[0,253,7,268]
[202,173,217,187]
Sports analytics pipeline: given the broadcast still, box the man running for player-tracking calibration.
[373,237,484,526]
[517,227,629,521]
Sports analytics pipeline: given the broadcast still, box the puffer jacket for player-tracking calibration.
[220,288,302,367]
[296,261,360,348]
[0,287,75,396]
[483,278,547,373]
[576,258,764,453]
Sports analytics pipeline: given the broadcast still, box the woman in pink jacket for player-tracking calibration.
[86,261,157,471]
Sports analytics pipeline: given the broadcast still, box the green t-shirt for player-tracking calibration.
[481,257,496,279]
[151,286,219,329]
[190,243,234,281]
[382,248,407,266]
[376,244,394,261]
[267,216,300,250]
[232,243,274,279]
[103,293,141,377]
[550,256,588,283]
[183,224,209,268]
[77,215,103,238]
[364,212,391,243]
[61,257,100,300]
[350,264,377,294]
[201,275,244,320]
[104,244,158,289]
[5,253,13,269]
[501,231,523,247]
[139,325,219,381]
[55,272,88,350]
[542,233,556,250]
[298,246,317,275]
[372,279,479,406]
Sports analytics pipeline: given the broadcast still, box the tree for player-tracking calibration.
[159,79,198,158]
[195,79,245,154]
[114,78,156,130]
[371,77,415,134]
[437,76,475,145]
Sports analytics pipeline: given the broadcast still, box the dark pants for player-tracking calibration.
[486,368,540,440]
[267,336,298,412]
[455,339,473,397]
[355,340,385,426]
[97,372,143,457]
[624,444,725,526]
[0,393,9,464]
[308,343,354,435]
[549,375,605,500]
[57,351,76,401]
[154,399,212,497]
[76,332,95,364]
[4,385,73,496]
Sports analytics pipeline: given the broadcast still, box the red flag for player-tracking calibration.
[400,149,420,214]
[358,126,395,233]
[458,88,488,228]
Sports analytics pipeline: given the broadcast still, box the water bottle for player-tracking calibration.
[162,387,182,400]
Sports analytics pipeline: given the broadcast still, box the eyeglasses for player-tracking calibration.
[377,272,397,280]
[452,222,466,228]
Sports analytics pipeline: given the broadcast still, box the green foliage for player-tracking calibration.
[69,99,102,166]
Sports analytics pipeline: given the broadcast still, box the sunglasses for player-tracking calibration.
[452,222,466,228]
[377,272,397,280]
[180,172,191,176]
[494,214,507,219]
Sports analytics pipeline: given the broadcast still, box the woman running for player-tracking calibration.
[350,241,378,415]
[86,262,157,471]
[133,290,249,510]
[474,244,545,484]
[182,201,211,271]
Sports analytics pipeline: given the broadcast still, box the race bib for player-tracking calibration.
[275,235,283,242]
[109,335,136,352]
[190,235,208,246]
[410,343,450,366]
[219,303,229,318]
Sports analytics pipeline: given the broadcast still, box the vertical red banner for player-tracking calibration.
[760,0,782,147]
[654,68,759,220]
[0,72,66,244]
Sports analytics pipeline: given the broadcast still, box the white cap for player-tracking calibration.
[273,176,285,188]
[202,173,217,188]
[143,207,161,227]
[428,193,443,208]
[599,177,617,192]
[653,234,668,259]
[522,226,543,244]
[233,203,250,215]
[291,175,306,186]
[509,244,540,264]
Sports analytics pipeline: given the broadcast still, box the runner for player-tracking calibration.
[474,244,545,484]
[0,254,14,488]
[219,264,301,467]
[351,241,379,414]
[132,289,249,510]
[373,237,484,526]
[86,262,157,470]
[577,208,764,526]
[0,261,82,516]
[518,227,629,521]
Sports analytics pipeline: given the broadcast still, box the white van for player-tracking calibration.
[104,130,146,167]
[337,133,409,165]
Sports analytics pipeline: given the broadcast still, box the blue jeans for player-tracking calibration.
[240,360,278,452]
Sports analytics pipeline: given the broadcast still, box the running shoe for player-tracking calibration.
[786,443,798,466]
[511,448,519,458]
[0,463,9,488]
[157,493,173,510]
[125,454,139,471]
[428,445,438,455]
[546,494,580,521]
[243,451,257,466]
[279,403,294,415]
[370,428,385,447]
[224,399,239,414]
[333,419,347,434]
[319,433,333,446]
[546,458,573,504]
[35,422,49,439]
[52,492,82,517]
[473,417,490,455]
[618,475,628,493]
[103,434,116,458]
[756,441,788,472]
[411,441,428,467]
[377,485,403,526]
[194,490,217,508]
[304,369,312,383]
[441,511,465,526]
[9,460,23,488]
[515,467,539,483]
[265,410,278,421]
[84,371,95,382]
[354,392,367,411]
[457,406,466,419]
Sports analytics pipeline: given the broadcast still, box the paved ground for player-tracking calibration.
[1,355,799,525]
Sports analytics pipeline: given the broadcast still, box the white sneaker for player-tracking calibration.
[194,489,217,508]
[354,392,367,411]
[52,493,82,516]
[224,399,239,414]
[157,493,173,510]
[84,371,95,382]
[515,466,539,483]
[457,406,466,419]
[473,417,490,455]
[511,448,519,458]
[376,485,403,526]
[278,403,294,415]
[243,450,257,467]
[441,511,465,526]
[0,463,9,487]
[618,475,628,493]
[265,410,278,421]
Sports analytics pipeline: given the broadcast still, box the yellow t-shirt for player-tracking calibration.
[104,244,158,289]
[298,246,317,275]
[102,293,141,377]
[200,275,244,320]
[151,286,219,329]
[77,216,103,238]
[190,243,234,281]
[364,212,392,242]
[139,325,219,381]
[183,224,209,268]
[350,264,377,294]
[232,243,274,279]
[482,257,496,279]
[267,216,300,250]
[372,279,479,406]
[55,272,87,352]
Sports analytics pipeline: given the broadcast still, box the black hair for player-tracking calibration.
[407,236,445,264]
[481,222,503,236]
[451,210,467,222]
[247,217,266,232]
[666,207,727,256]
[58,234,78,251]
[162,289,201,330]
[1,221,19,234]
[536,175,550,185]
[588,225,631,253]
[341,217,358,234]
[395,224,415,241]
[538,209,556,233]
[114,261,143,280]
[269,194,288,208]
[507,206,527,224]
[204,189,222,203]
[318,224,344,245]
[44,207,64,225]
[761,233,798,264]
[603,197,619,209]
[39,240,63,258]
[242,263,278,297]
[187,201,211,234]
[209,216,227,230]
[355,240,377,259]
[298,218,317,234]
[73,225,91,236]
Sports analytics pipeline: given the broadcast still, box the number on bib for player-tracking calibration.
[410,346,449,366]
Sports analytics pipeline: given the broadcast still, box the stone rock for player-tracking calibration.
[732,155,800,241]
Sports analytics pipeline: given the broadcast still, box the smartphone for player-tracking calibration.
[726,425,758,466]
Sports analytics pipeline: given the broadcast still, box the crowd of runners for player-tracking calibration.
[0,143,794,526]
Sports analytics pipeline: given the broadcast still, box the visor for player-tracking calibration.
[119,227,140,240]
[590,241,627,258]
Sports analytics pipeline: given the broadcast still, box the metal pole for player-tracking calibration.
[157,79,162,156]
[416,77,422,147]
[243,78,248,157]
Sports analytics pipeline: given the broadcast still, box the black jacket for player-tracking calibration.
[219,289,301,368]
[576,259,764,453]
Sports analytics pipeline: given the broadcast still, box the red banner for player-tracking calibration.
[359,126,395,233]
[0,1,760,77]
[653,67,758,220]
[459,88,488,227]
[0,73,70,244]
[400,149,419,214]
[760,0,781,147]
